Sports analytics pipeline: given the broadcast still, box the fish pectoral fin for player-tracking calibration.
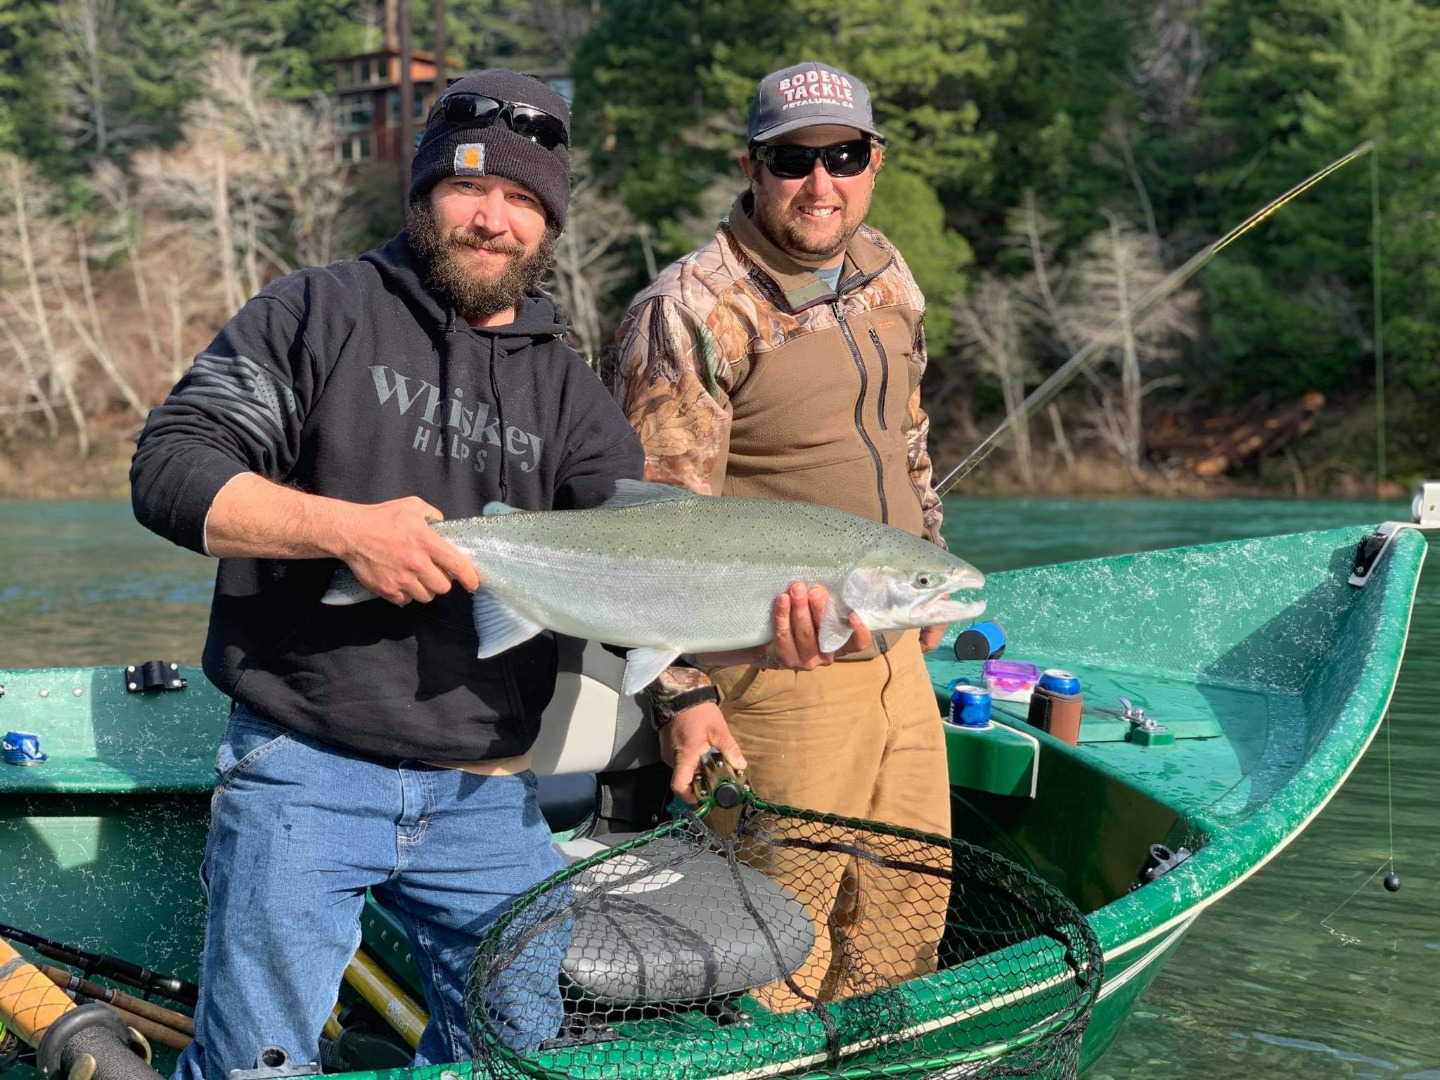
[601,479,702,509]
[818,597,854,654]
[482,500,523,516]
[622,647,684,696]
[473,590,545,659]
[321,566,379,606]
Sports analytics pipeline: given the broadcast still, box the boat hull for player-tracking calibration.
[0,525,1426,1077]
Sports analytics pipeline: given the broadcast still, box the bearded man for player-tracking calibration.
[130,70,641,1076]
[614,62,953,1010]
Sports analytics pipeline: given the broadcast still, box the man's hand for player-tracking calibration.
[660,702,746,803]
[333,496,481,606]
[920,624,947,652]
[694,583,875,671]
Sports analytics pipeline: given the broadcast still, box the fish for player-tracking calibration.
[322,480,985,695]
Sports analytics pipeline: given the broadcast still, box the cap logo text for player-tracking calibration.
[777,69,855,107]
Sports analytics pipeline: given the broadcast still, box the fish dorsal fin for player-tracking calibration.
[483,501,523,516]
[473,589,545,659]
[601,479,701,510]
[622,646,683,696]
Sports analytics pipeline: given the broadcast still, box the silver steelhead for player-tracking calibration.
[323,480,985,694]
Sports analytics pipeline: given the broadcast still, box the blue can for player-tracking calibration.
[947,680,992,729]
[3,730,48,766]
[1038,669,1082,697]
[953,620,1007,661]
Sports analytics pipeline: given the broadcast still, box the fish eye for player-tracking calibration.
[914,573,935,588]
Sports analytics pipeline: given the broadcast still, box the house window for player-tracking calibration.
[339,96,374,132]
[385,89,428,127]
[339,134,372,163]
[360,58,371,83]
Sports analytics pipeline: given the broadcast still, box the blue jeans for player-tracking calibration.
[173,709,566,1080]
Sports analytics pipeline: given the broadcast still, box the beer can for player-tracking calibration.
[948,680,992,729]
[1028,671,1083,746]
[1038,669,1082,697]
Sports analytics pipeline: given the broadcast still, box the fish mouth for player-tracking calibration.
[909,563,986,625]
[911,596,987,625]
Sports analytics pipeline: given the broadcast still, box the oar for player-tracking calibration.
[0,938,163,1080]
[0,924,197,1007]
[342,951,428,1049]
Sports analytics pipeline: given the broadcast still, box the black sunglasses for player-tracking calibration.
[751,139,873,180]
[426,92,569,150]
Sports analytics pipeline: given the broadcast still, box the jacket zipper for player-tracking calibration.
[836,303,888,524]
[868,327,890,431]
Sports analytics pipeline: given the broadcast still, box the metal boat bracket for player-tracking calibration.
[1131,843,1193,891]
[228,1047,321,1080]
[123,661,186,693]
[1351,481,1440,588]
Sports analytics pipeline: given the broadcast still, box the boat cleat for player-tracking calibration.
[1119,697,1174,747]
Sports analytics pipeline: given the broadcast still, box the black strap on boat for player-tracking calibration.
[122,662,187,694]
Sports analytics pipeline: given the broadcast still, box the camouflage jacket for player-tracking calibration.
[612,192,946,706]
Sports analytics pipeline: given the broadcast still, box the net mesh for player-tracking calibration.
[467,793,1102,1080]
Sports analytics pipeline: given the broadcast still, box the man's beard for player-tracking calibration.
[751,185,871,263]
[407,199,556,321]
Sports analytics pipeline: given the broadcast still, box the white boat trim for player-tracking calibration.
[1098,917,1195,999]
[1104,543,1426,960]
[704,965,1083,1080]
[988,718,1041,798]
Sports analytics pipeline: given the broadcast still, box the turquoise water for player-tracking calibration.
[0,497,1434,1076]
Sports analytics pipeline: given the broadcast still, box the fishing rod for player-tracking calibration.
[936,140,1377,497]
[0,924,198,1007]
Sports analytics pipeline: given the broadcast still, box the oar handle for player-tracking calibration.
[0,937,77,1047]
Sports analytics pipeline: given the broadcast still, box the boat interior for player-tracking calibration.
[0,523,1422,1074]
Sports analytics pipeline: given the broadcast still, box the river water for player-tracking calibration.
[0,497,1434,1077]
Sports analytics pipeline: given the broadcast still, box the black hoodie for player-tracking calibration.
[131,233,643,763]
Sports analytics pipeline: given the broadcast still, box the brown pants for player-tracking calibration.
[708,630,951,1011]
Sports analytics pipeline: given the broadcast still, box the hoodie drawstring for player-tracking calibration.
[489,336,509,503]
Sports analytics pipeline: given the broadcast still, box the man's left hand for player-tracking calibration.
[693,582,874,671]
[919,625,947,652]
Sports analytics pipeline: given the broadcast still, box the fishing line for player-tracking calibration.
[1319,859,1387,946]
[936,140,1377,497]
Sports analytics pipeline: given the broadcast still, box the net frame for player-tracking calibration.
[469,792,1103,1080]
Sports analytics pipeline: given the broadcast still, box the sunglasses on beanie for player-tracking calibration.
[425,92,569,150]
[750,139,873,180]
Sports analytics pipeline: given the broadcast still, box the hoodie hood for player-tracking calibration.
[362,231,568,348]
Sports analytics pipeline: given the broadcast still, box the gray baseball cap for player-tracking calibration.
[747,61,883,144]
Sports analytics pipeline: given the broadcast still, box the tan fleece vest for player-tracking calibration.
[718,200,925,540]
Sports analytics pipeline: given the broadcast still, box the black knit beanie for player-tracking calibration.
[408,69,571,232]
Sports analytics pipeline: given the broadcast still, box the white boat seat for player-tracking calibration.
[553,834,815,1005]
[532,636,661,777]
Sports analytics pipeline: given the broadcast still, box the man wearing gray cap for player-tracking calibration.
[613,62,951,1010]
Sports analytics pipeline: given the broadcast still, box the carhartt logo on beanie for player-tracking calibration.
[409,69,571,232]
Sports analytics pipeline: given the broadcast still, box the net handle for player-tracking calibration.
[693,751,749,807]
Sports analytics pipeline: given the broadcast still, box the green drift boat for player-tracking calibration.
[0,515,1429,1078]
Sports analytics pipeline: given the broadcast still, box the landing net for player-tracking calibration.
[467,791,1102,1080]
